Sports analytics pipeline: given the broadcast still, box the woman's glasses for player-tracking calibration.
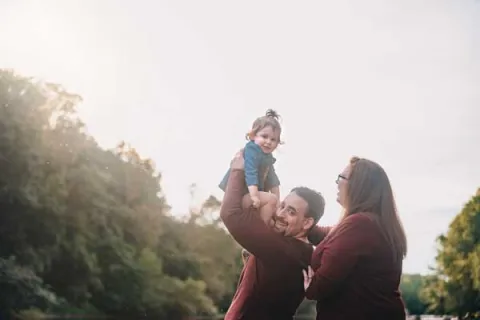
[335,174,349,184]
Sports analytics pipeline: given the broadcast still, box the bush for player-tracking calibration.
[0,257,60,318]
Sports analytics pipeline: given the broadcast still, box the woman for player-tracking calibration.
[303,156,407,320]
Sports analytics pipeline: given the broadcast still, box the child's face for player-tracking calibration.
[253,125,280,154]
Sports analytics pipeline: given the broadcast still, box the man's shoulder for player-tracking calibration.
[270,236,313,268]
[292,237,315,257]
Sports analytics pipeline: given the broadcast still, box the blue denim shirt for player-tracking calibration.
[219,141,280,193]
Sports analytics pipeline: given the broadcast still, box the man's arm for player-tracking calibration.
[305,214,375,301]
[220,169,292,265]
[308,225,334,245]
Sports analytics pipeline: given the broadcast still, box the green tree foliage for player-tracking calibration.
[420,190,480,319]
[0,69,243,318]
[419,274,448,315]
[400,274,428,315]
[0,257,60,319]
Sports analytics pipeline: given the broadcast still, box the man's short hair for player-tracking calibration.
[290,187,325,224]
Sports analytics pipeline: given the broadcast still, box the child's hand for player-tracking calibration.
[251,195,261,208]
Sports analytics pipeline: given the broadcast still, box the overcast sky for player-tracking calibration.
[1,0,479,274]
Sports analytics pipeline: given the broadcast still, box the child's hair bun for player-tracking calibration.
[265,109,280,120]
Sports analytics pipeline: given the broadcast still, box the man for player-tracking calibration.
[220,152,331,320]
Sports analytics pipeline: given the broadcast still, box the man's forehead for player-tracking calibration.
[283,192,308,212]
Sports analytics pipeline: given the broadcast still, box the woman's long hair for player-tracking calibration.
[344,156,407,262]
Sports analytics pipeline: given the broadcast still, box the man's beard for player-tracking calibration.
[272,216,286,235]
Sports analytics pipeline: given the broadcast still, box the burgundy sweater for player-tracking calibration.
[220,169,329,320]
[306,213,406,320]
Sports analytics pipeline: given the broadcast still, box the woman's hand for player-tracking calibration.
[302,266,314,291]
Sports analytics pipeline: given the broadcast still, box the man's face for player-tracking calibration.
[272,192,314,238]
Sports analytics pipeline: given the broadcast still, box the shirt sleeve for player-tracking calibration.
[305,214,376,301]
[265,164,280,189]
[220,169,296,266]
[308,225,334,245]
[244,143,262,187]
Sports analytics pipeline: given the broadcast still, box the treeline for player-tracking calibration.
[0,70,478,319]
[0,70,242,319]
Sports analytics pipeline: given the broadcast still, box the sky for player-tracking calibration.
[0,0,479,274]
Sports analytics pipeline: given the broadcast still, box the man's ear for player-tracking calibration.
[303,217,315,231]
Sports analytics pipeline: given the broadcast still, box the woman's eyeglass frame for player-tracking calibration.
[336,174,348,184]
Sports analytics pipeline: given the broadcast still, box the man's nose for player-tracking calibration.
[276,208,286,218]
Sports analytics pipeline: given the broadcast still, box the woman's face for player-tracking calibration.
[336,165,351,207]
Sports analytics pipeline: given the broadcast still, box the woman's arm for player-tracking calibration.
[305,214,375,301]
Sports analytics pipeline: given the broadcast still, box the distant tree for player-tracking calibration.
[400,274,428,315]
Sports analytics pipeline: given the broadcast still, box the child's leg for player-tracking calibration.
[242,191,278,224]
[258,192,279,224]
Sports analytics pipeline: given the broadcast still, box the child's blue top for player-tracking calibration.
[219,140,280,193]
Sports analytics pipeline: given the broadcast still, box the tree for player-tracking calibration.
[421,189,480,319]
[400,274,428,315]
[419,274,448,315]
[0,69,242,318]
[0,257,61,319]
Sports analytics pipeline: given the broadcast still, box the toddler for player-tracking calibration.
[219,109,282,224]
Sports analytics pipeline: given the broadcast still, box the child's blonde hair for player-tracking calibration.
[245,109,282,142]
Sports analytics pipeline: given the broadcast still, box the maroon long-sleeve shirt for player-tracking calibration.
[220,169,329,320]
[306,212,406,320]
